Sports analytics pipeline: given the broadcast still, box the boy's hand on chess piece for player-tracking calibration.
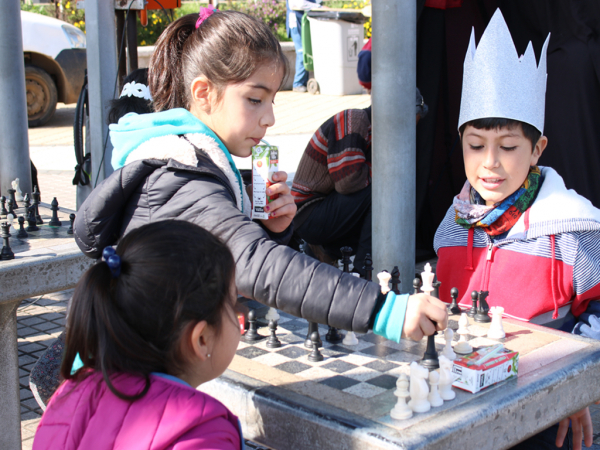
[556,406,594,450]
[260,171,296,233]
[402,294,448,341]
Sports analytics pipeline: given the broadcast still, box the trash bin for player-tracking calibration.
[306,10,366,95]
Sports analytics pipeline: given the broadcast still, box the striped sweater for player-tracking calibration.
[291,107,372,216]
[434,166,600,328]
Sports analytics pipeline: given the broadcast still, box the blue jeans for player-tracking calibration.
[290,25,308,88]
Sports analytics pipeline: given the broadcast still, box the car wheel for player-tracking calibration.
[25,65,58,128]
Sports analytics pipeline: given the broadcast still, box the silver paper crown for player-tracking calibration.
[458,9,550,133]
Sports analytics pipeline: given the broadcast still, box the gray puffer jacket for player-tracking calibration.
[74,134,384,332]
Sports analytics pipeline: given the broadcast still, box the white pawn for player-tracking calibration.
[438,355,458,400]
[487,306,506,339]
[454,313,473,355]
[390,373,413,420]
[377,271,391,294]
[265,307,280,322]
[441,328,456,360]
[428,370,444,407]
[408,361,430,413]
[342,331,359,345]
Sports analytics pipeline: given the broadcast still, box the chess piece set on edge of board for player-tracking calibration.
[0,180,75,261]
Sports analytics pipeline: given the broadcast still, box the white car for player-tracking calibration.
[22,11,86,127]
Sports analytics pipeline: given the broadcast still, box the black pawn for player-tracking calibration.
[16,216,28,239]
[243,310,264,342]
[0,196,7,216]
[432,280,442,299]
[7,188,18,209]
[67,213,75,235]
[363,253,373,282]
[33,187,43,225]
[326,326,343,343]
[22,193,31,216]
[266,319,282,348]
[308,331,324,362]
[26,207,39,232]
[474,291,492,323]
[340,246,353,273]
[304,322,322,349]
[449,287,461,315]
[7,198,15,216]
[391,266,401,294]
[467,291,478,317]
[413,277,422,295]
[1,222,14,260]
[49,197,61,227]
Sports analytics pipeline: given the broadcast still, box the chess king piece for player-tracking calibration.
[487,306,506,339]
[11,178,23,202]
[377,271,391,294]
[468,290,478,317]
[428,370,444,407]
[474,291,491,323]
[438,355,459,401]
[454,313,473,355]
[449,287,461,315]
[441,328,456,360]
[390,373,413,420]
[408,362,431,413]
[266,319,281,348]
[49,197,62,227]
[1,222,15,260]
[420,262,439,371]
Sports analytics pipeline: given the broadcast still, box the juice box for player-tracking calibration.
[252,144,279,220]
[452,347,519,393]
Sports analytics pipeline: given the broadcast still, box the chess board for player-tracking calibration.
[230,309,590,424]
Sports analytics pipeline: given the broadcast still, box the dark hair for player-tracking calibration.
[459,118,542,150]
[149,11,288,112]
[61,220,236,400]
[108,68,153,124]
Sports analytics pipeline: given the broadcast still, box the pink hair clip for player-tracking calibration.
[196,5,217,29]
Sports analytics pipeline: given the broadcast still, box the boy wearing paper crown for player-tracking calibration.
[434,9,600,450]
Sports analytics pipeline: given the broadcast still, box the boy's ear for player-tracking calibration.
[190,76,214,114]
[531,135,548,165]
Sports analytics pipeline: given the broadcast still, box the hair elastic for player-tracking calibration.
[102,247,121,278]
[196,5,217,29]
[119,82,152,101]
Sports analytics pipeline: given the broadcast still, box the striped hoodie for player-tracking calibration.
[434,166,600,329]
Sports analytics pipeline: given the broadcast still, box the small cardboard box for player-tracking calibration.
[452,347,519,393]
[251,144,279,220]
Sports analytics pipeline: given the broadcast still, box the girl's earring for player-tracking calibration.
[207,354,211,358]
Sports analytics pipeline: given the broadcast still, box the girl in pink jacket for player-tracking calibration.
[33,220,244,450]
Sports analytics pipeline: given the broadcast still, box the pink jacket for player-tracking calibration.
[33,372,241,450]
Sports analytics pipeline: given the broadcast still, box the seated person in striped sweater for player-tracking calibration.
[291,92,427,273]
[434,10,600,449]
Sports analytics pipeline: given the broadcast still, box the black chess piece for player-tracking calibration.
[421,332,440,371]
[326,326,343,343]
[391,266,401,294]
[304,322,322,349]
[449,287,461,315]
[16,216,28,239]
[340,246,353,273]
[243,310,265,342]
[266,319,282,348]
[7,188,18,209]
[67,213,75,235]
[474,291,492,323]
[363,253,373,281]
[49,197,62,227]
[33,186,43,225]
[467,291,478,317]
[26,207,40,232]
[308,331,324,362]
[432,280,441,298]
[22,193,31,215]
[1,222,14,260]
[413,277,422,295]
[0,196,7,216]
[7,198,15,216]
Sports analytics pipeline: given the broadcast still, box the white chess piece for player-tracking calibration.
[428,370,444,407]
[11,178,23,202]
[390,373,413,420]
[441,328,456,360]
[6,213,15,233]
[265,307,280,322]
[420,262,435,295]
[342,331,359,345]
[454,313,473,355]
[487,306,506,339]
[377,271,391,294]
[438,355,459,400]
[408,361,431,413]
